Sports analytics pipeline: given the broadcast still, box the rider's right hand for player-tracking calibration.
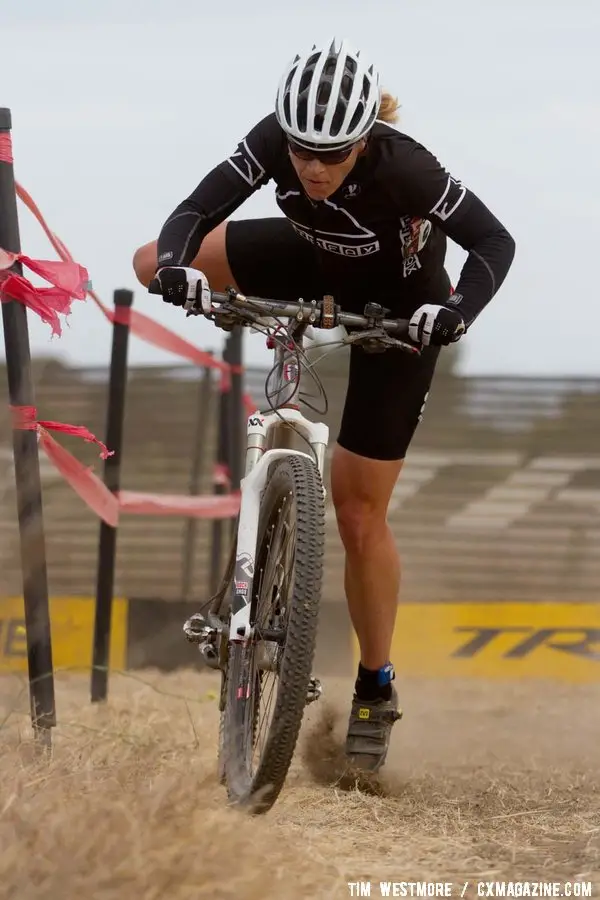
[149,266,210,315]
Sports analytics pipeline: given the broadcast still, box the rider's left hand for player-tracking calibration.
[408,304,465,347]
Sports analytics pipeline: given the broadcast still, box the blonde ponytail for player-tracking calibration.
[377,91,401,124]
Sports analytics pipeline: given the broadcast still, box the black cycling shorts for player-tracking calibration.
[225,217,446,461]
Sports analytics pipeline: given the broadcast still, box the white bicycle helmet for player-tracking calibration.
[275,37,382,151]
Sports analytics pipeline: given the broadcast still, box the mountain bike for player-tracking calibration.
[167,285,420,813]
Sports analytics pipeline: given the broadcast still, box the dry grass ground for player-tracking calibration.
[0,669,599,899]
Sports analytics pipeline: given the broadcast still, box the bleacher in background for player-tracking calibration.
[1,352,599,607]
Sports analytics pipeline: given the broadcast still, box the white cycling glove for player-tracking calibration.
[151,266,211,315]
[408,304,466,347]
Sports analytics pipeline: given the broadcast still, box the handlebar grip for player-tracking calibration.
[148,277,162,295]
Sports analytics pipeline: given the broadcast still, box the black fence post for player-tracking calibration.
[91,288,133,703]
[209,341,231,595]
[0,108,55,745]
[180,361,213,601]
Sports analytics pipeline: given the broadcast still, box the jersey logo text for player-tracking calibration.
[286,199,380,257]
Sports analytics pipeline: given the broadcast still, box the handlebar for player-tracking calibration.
[216,289,412,337]
[148,279,415,345]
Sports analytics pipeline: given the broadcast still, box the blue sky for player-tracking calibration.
[2,0,599,375]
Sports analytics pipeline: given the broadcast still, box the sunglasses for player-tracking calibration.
[287,139,355,165]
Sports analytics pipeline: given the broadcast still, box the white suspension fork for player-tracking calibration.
[228,407,329,642]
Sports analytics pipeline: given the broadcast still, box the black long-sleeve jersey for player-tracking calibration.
[156,113,515,327]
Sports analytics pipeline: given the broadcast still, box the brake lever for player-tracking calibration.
[343,328,422,356]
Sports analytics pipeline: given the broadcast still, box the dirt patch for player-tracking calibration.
[0,670,599,898]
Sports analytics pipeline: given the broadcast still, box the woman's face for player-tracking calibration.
[288,140,365,201]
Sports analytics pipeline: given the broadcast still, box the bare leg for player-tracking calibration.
[131,222,238,291]
[330,444,403,670]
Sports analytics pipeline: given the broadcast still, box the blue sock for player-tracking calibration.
[355,662,394,701]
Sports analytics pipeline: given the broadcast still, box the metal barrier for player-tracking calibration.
[2,362,599,606]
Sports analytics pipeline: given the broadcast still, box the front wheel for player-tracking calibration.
[222,453,325,813]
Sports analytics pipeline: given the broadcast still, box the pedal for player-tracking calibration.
[183,613,208,643]
[306,676,323,705]
[183,613,222,670]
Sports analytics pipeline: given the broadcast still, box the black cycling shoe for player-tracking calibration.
[344,685,403,773]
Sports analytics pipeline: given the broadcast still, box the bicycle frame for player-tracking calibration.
[228,325,329,642]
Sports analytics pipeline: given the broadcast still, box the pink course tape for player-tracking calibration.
[0,133,13,164]
[3,180,254,524]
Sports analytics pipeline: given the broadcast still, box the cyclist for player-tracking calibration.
[132,36,516,774]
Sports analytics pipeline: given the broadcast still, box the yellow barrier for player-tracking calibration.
[4,598,599,682]
[353,603,600,683]
[0,596,128,673]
